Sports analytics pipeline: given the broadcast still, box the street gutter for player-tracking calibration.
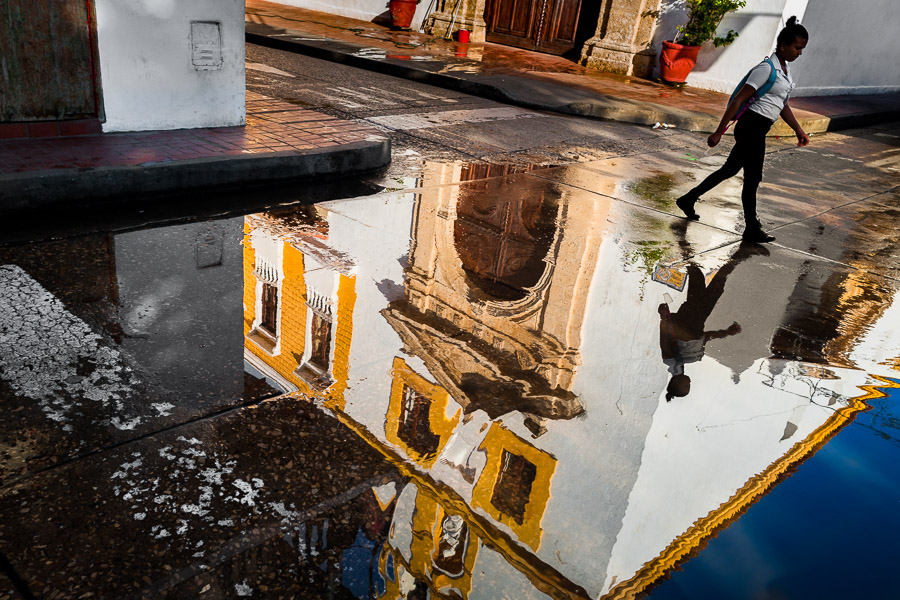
[246,26,726,133]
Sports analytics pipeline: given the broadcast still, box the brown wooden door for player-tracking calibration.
[484,0,583,55]
[0,0,99,122]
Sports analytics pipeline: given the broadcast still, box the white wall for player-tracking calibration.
[652,0,900,96]
[795,0,900,96]
[266,0,433,31]
[95,0,246,132]
[652,0,803,94]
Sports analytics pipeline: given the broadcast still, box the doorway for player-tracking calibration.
[484,0,596,56]
[0,0,100,123]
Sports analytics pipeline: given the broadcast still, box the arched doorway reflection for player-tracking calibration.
[453,188,557,302]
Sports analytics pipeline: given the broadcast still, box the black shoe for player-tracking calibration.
[742,226,776,243]
[676,195,700,220]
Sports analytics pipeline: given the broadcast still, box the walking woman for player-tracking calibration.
[676,17,810,243]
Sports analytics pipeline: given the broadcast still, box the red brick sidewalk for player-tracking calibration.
[0,91,381,174]
[0,91,390,211]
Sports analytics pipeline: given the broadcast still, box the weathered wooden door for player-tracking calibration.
[484,0,583,55]
[0,0,99,122]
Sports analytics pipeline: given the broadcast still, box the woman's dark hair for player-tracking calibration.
[666,374,691,401]
[777,16,809,47]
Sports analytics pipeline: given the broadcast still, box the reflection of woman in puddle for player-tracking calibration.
[659,244,763,400]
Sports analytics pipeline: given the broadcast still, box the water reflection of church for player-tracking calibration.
[383,162,604,437]
[241,162,897,600]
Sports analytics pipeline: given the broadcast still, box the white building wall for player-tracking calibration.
[652,0,900,96]
[114,218,246,404]
[794,0,900,96]
[95,0,246,132]
[264,0,433,31]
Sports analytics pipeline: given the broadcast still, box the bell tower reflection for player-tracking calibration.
[383,164,607,436]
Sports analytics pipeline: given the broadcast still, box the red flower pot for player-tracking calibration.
[659,40,701,84]
[389,0,417,29]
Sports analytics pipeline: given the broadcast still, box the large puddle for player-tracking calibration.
[2,158,899,599]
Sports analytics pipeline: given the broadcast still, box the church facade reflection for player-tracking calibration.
[240,162,900,600]
[385,164,606,436]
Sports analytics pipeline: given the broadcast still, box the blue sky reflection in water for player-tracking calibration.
[649,382,900,600]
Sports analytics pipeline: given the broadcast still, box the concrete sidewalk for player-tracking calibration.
[245,0,900,136]
[0,91,390,213]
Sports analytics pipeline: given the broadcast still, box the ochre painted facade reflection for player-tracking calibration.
[241,162,900,600]
[387,357,460,468]
[471,422,556,551]
[240,183,587,598]
[242,212,355,411]
[378,483,480,599]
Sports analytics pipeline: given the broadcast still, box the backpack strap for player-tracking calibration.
[725,57,777,130]
[755,57,778,98]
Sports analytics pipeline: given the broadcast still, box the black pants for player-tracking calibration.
[687,110,774,225]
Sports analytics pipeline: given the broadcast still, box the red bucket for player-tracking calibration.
[457,29,470,44]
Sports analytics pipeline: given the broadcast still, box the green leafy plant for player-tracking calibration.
[677,0,746,47]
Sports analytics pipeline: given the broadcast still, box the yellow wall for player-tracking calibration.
[377,484,479,600]
[324,272,356,410]
[385,357,460,468]
[244,235,309,387]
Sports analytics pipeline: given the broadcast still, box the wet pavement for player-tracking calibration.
[2,121,900,599]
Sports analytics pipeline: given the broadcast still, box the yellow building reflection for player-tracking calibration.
[240,191,572,598]
[378,483,480,600]
[386,357,460,468]
[471,422,556,551]
[242,210,355,410]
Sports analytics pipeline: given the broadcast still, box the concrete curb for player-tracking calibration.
[826,109,900,131]
[0,138,390,214]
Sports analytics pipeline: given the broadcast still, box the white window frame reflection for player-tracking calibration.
[248,234,284,356]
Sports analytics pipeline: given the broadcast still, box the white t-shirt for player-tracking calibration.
[744,53,794,121]
[675,338,705,364]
